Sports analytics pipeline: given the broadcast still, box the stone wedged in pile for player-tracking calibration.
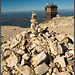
[1,11,74,75]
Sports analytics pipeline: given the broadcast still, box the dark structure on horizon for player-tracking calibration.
[45,3,58,20]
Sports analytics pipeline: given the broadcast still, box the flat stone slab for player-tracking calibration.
[34,63,49,75]
[32,51,47,66]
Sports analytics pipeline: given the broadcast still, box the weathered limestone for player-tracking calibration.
[35,45,44,53]
[2,71,11,75]
[22,53,30,60]
[49,63,56,68]
[55,34,66,41]
[1,43,9,52]
[52,71,71,75]
[53,67,59,73]
[3,50,12,57]
[49,68,52,74]
[16,49,25,55]
[15,64,34,75]
[32,51,47,66]
[34,63,49,75]
[54,56,66,67]
[1,60,7,73]
[6,52,18,67]
[68,43,74,50]
[65,52,73,58]
[21,59,25,66]
[30,33,36,38]
[50,41,63,55]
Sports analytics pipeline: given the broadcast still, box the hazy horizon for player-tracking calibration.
[1,9,74,13]
[1,0,74,12]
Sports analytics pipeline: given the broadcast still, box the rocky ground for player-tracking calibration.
[1,16,74,75]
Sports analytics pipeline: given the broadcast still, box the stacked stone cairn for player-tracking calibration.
[1,11,74,75]
[30,10,38,33]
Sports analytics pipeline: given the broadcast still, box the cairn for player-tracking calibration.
[30,10,38,33]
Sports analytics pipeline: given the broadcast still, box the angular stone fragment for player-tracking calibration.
[2,71,10,75]
[21,59,25,66]
[10,37,20,49]
[32,40,41,45]
[46,72,50,75]
[1,60,7,72]
[38,27,43,33]
[50,41,63,55]
[68,43,74,50]
[54,56,66,67]
[22,53,30,60]
[21,31,26,37]
[69,50,74,56]
[1,60,6,66]
[53,68,59,73]
[1,44,9,52]
[65,52,73,58]
[3,50,12,57]
[21,39,26,47]
[61,67,67,72]
[52,71,71,75]
[28,43,37,50]
[30,33,36,38]
[16,34,22,42]
[15,64,34,75]
[10,34,22,49]
[6,52,18,67]
[32,51,47,66]
[49,68,52,74]
[35,45,44,53]
[34,63,49,75]
[55,34,66,41]
[67,35,74,43]
[68,65,72,71]
[49,63,56,68]
[12,70,16,74]
[16,49,25,55]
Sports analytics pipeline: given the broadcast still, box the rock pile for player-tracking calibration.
[1,11,74,75]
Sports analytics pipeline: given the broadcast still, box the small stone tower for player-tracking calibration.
[30,10,38,30]
[45,3,58,20]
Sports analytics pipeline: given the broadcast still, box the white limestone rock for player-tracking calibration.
[2,71,11,75]
[30,33,36,38]
[35,45,44,53]
[52,71,71,75]
[21,59,25,66]
[34,63,49,75]
[10,37,21,49]
[6,52,18,67]
[3,50,12,57]
[55,34,66,41]
[32,51,47,66]
[16,49,25,55]
[15,64,34,75]
[50,41,63,55]
[54,56,66,67]
[22,53,30,60]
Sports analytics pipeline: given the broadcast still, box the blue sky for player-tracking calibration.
[1,0,74,12]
